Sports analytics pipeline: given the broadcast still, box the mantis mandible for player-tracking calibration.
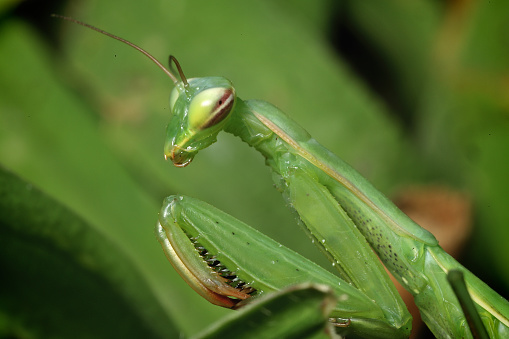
[55,15,509,338]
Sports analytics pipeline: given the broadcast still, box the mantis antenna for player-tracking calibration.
[169,55,189,88]
[51,14,180,85]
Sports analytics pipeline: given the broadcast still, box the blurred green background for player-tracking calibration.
[0,0,508,337]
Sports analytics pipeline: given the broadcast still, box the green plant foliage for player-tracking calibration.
[193,284,337,339]
[0,167,176,338]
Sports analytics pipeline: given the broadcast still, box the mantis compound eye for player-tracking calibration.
[188,87,235,131]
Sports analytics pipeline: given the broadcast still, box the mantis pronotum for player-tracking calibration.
[55,15,509,338]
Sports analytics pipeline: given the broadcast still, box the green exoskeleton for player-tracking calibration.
[158,195,409,338]
[56,16,509,338]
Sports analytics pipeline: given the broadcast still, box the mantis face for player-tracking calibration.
[164,77,236,167]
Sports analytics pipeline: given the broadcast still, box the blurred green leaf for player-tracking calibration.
[193,284,337,339]
[0,0,21,14]
[0,167,177,338]
[343,0,440,118]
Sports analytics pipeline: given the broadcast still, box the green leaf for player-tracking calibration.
[0,167,177,338]
[193,284,338,339]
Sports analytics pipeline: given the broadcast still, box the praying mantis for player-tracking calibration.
[55,16,509,338]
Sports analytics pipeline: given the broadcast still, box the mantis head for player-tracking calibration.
[164,76,236,167]
[51,15,236,168]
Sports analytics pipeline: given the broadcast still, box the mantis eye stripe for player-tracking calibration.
[201,90,235,129]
